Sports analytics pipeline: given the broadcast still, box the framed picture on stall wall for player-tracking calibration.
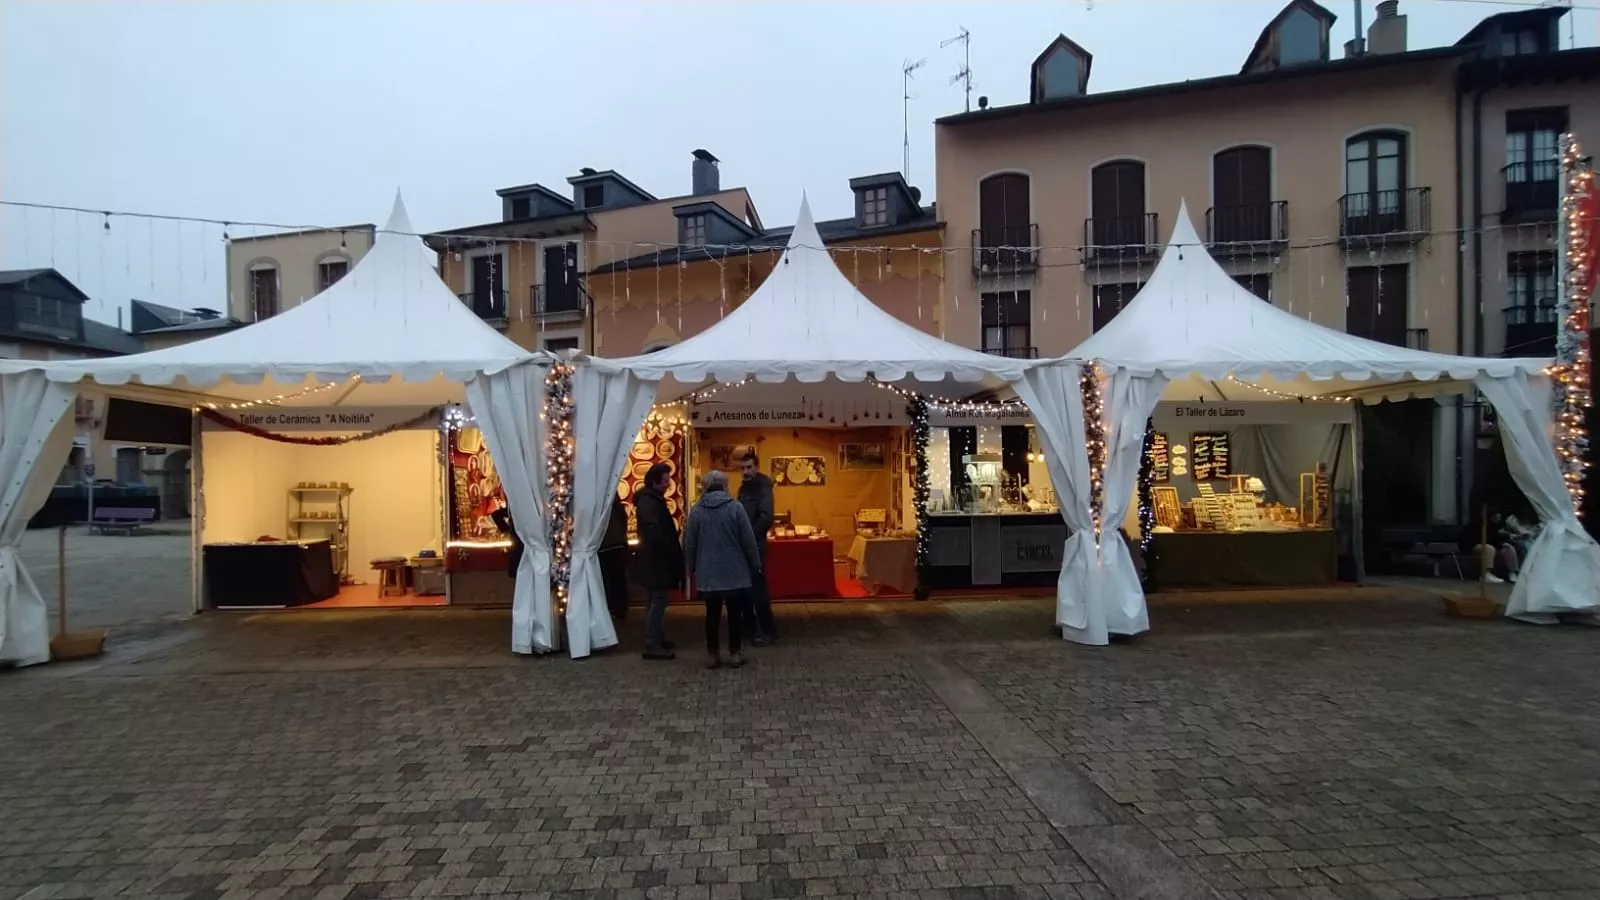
[772,456,826,486]
[838,442,887,471]
[708,444,756,471]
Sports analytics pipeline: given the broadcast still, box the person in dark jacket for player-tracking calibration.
[632,463,681,660]
[738,451,777,644]
[488,500,522,579]
[599,494,630,621]
[685,470,762,669]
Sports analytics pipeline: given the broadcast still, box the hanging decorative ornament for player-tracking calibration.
[908,396,932,601]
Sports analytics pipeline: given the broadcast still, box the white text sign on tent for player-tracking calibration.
[1153,400,1354,427]
[200,407,438,433]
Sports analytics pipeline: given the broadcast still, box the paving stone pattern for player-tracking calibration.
[3,576,1599,899]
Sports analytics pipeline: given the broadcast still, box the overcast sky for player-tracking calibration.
[2,0,1596,325]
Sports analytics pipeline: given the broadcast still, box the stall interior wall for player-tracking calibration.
[200,429,442,584]
[692,426,898,557]
[1120,424,1352,534]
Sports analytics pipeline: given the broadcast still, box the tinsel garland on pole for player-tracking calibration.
[908,396,932,601]
[1081,365,1107,541]
[1137,417,1155,552]
[1554,133,1597,517]
[545,362,576,618]
[199,406,442,445]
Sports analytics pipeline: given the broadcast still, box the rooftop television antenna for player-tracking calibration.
[942,28,973,113]
[902,57,927,180]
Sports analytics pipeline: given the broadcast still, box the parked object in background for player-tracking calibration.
[87,507,155,536]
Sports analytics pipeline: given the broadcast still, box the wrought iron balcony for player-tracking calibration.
[1204,201,1288,257]
[1501,160,1560,223]
[1082,213,1159,262]
[1503,303,1558,357]
[533,283,586,321]
[1338,187,1431,247]
[970,224,1040,277]
[458,290,507,327]
[981,346,1039,359]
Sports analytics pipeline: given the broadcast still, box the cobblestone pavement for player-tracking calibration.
[2,563,1598,899]
[18,522,193,640]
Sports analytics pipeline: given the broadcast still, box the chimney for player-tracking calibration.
[1343,38,1360,59]
[1367,1,1407,56]
[691,149,720,196]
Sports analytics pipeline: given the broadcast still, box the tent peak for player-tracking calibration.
[1166,199,1203,251]
[787,196,821,252]
[384,190,413,236]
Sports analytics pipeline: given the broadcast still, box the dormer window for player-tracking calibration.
[1501,27,1547,56]
[860,187,888,226]
[1030,35,1092,103]
[509,196,530,220]
[681,214,707,246]
[582,184,605,209]
[1277,5,1322,66]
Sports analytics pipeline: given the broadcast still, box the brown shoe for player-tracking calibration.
[705,654,723,670]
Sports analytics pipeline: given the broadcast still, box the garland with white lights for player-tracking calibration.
[1081,365,1107,541]
[1137,417,1155,554]
[908,395,932,601]
[1555,133,1597,517]
[545,362,577,616]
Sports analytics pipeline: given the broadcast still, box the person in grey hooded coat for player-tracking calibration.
[683,470,762,669]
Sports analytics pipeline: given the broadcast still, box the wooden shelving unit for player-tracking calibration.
[287,485,352,577]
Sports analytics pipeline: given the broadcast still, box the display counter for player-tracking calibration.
[925,513,1065,589]
[848,534,918,595]
[765,536,836,599]
[1153,529,1337,587]
[204,539,338,609]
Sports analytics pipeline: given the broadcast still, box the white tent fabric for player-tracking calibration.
[1476,373,1600,622]
[591,198,1027,389]
[567,364,657,658]
[0,192,532,408]
[1071,202,1547,402]
[466,367,555,654]
[0,372,79,667]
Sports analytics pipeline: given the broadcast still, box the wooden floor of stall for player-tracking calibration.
[302,583,449,609]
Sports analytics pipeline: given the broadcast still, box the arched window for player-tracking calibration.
[976,173,1033,273]
[1343,131,1407,235]
[1089,159,1147,251]
[1210,146,1274,244]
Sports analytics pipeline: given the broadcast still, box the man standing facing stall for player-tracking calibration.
[738,451,777,645]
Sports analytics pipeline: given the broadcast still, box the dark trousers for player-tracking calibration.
[747,544,776,638]
[599,546,629,620]
[703,590,745,656]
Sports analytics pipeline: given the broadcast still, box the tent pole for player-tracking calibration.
[57,525,68,636]
[190,411,205,614]
[1350,403,1365,583]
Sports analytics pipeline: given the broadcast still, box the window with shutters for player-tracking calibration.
[1503,108,1566,220]
[1088,160,1149,253]
[979,291,1033,358]
[250,266,279,321]
[974,173,1036,274]
[1345,264,1408,346]
[1232,273,1271,302]
[1092,282,1142,332]
[1209,146,1276,246]
[1343,131,1407,235]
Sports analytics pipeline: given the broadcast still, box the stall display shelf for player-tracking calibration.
[287,485,352,577]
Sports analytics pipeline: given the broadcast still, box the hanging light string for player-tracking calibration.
[1554,132,1595,516]
[5,198,1596,274]
[1222,374,1359,403]
[201,375,357,410]
[543,362,577,618]
[1082,365,1107,542]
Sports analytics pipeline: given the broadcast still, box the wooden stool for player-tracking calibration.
[372,557,408,597]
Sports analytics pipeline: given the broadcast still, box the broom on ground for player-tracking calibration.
[49,525,108,660]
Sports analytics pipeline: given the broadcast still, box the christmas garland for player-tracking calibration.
[200,406,442,445]
[907,396,931,601]
[1081,365,1107,541]
[545,363,576,616]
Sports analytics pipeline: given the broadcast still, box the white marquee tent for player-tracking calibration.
[0,193,539,667]
[1019,202,1597,645]
[512,198,1034,656]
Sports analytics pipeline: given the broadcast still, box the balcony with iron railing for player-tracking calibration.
[1338,187,1431,248]
[1501,160,1561,223]
[981,346,1039,359]
[458,289,507,327]
[1082,213,1159,262]
[970,224,1039,277]
[1204,201,1288,257]
[1503,303,1558,357]
[533,283,586,321]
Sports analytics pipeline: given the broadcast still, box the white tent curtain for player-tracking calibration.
[466,366,554,655]
[1476,372,1600,623]
[1014,364,1105,642]
[1100,369,1170,635]
[567,365,657,659]
[0,372,79,667]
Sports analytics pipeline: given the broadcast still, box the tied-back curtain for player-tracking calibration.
[567,365,657,658]
[466,366,553,655]
[1013,363,1106,642]
[1476,372,1600,623]
[1100,369,1170,636]
[0,372,79,667]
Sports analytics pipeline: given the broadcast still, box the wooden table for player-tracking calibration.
[765,537,836,599]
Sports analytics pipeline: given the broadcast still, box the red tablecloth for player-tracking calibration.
[765,537,836,599]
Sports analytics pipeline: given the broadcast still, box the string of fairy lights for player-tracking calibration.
[543,362,577,619]
[1553,133,1596,515]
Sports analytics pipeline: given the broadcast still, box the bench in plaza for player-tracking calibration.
[88,507,156,535]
